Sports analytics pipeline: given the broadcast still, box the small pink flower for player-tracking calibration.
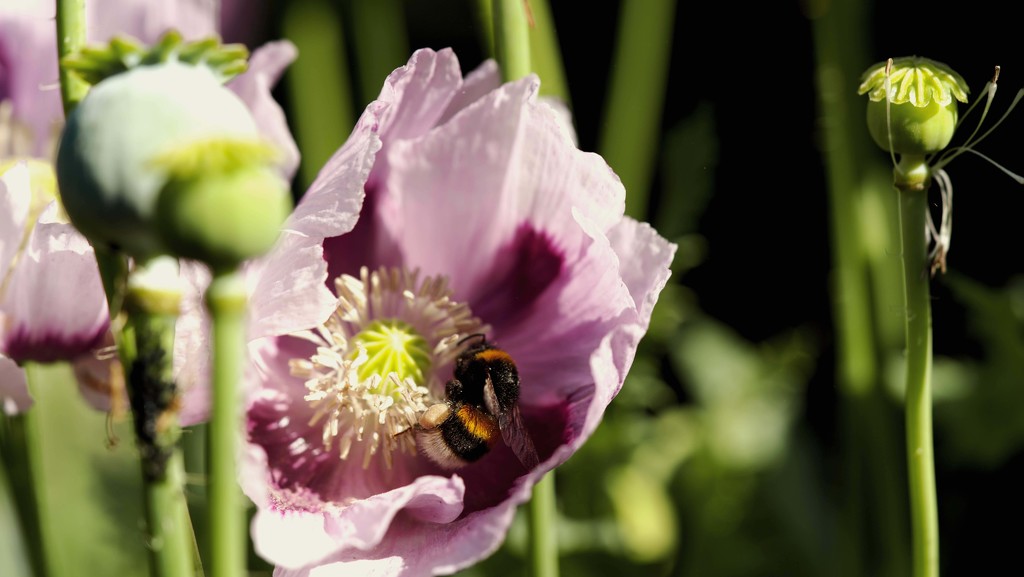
[238,48,676,576]
[0,162,110,414]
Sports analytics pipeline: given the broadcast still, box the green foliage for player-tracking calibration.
[934,275,1024,466]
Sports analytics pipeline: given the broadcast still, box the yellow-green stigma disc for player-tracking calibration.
[352,319,432,388]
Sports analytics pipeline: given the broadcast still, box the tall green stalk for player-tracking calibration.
[528,472,559,577]
[205,271,247,577]
[492,0,531,82]
[526,0,569,102]
[809,1,908,575]
[894,158,939,577]
[283,0,355,190]
[598,0,676,220]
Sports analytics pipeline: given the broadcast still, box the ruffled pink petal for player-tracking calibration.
[274,455,574,577]
[316,48,468,279]
[287,106,381,240]
[1,202,108,363]
[381,76,542,294]
[246,232,336,341]
[606,216,677,328]
[251,471,465,571]
[0,353,31,415]
[381,73,625,310]
[228,40,301,181]
[436,59,499,126]
[0,161,31,273]
[373,48,463,160]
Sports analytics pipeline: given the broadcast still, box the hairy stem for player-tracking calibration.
[124,259,194,577]
[55,0,88,114]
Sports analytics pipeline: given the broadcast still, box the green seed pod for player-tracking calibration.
[153,139,292,272]
[858,56,969,155]
[56,61,260,259]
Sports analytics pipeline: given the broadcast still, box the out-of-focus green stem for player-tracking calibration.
[811,9,875,577]
[205,271,247,577]
[527,0,568,102]
[529,472,559,577]
[0,375,51,577]
[492,0,531,82]
[809,0,909,573]
[599,0,675,220]
[350,0,408,107]
[283,0,355,190]
[478,0,568,102]
[0,446,33,577]
[894,162,939,577]
[475,0,494,59]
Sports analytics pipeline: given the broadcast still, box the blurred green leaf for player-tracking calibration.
[670,318,816,470]
[0,458,32,577]
[932,274,1024,466]
[656,103,718,240]
[27,364,149,577]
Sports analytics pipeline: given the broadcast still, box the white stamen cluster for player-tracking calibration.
[289,266,486,469]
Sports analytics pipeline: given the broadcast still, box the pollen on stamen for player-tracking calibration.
[288,266,487,469]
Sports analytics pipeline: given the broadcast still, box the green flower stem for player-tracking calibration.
[528,471,559,577]
[124,261,194,577]
[492,0,531,82]
[205,271,247,577]
[526,0,569,101]
[0,378,52,577]
[55,0,88,114]
[809,3,909,575]
[598,0,676,220]
[894,160,939,577]
[283,0,355,189]
[475,0,494,60]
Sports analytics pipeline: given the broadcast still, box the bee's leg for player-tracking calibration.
[419,403,451,429]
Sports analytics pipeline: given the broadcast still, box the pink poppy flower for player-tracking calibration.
[238,48,676,576]
[0,161,110,414]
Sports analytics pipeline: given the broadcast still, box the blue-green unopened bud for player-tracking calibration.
[56,61,260,258]
[858,57,969,156]
[155,139,291,272]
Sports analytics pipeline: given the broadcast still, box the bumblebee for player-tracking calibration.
[416,334,540,470]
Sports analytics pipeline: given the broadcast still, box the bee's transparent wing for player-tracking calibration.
[484,380,539,470]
